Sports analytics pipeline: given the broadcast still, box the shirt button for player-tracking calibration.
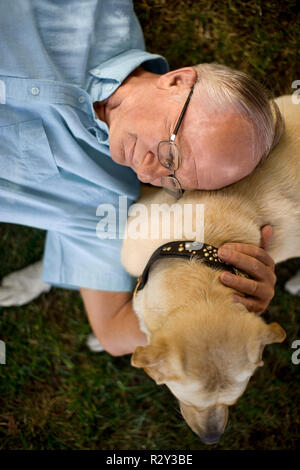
[31,87,40,95]
[108,85,114,91]
[78,95,86,103]
[94,69,101,76]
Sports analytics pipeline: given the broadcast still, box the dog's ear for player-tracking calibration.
[264,322,286,344]
[131,344,165,369]
[247,322,286,365]
[131,341,177,385]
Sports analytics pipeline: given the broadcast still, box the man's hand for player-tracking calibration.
[217,225,276,314]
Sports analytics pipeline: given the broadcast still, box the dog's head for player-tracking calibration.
[131,258,286,444]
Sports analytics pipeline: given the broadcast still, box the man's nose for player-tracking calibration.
[137,151,171,182]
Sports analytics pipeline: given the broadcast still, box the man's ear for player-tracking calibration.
[156,67,197,91]
[247,322,286,365]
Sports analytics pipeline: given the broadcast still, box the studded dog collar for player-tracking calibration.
[133,240,248,296]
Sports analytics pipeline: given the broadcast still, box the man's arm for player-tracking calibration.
[80,288,147,356]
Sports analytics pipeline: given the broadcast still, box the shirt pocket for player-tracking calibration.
[0,118,59,185]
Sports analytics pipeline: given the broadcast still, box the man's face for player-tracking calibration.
[107,78,262,191]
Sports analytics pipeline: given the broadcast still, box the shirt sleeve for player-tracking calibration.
[42,229,137,292]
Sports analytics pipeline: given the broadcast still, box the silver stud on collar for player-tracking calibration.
[185,241,203,250]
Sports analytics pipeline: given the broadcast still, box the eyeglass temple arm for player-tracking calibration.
[171,85,195,140]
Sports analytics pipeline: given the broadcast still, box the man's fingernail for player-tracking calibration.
[222,273,233,282]
[219,248,229,258]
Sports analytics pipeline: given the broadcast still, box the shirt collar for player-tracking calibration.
[88,49,169,102]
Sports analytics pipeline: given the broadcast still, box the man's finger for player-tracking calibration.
[220,271,275,300]
[218,247,275,279]
[219,243,275,269]
[220,271,268,297]
[260,224,273,250]
[232,295,264,314]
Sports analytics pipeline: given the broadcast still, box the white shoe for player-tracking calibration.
[0,260,51,307]
[86,333,105,352]
[285,270,300,296]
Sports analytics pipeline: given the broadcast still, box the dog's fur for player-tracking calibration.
[121,96,300,444]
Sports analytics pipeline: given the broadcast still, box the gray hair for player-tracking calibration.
[192,63,284,165]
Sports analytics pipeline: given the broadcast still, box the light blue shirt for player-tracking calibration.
[0,0,169,291]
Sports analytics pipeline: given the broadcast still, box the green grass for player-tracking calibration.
[0,0,299,450]
[136,0,299,95]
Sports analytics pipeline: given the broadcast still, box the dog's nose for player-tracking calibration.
[200,432,222,445]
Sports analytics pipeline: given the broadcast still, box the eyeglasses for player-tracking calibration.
[157,85,194,199]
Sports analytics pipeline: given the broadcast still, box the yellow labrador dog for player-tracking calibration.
[121,96,299,445]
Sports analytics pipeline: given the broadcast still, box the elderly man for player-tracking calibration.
[0,0,281,356]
